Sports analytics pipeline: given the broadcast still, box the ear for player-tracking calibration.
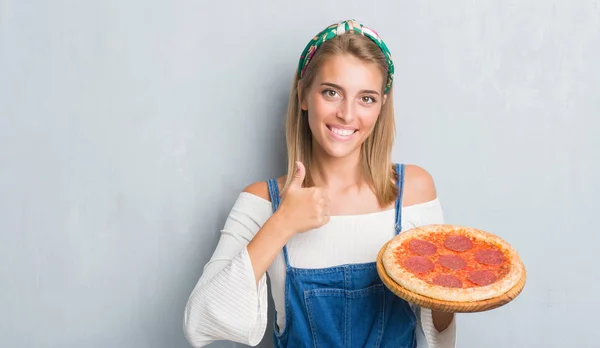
[382,94,388,106]
[298,80,308,111]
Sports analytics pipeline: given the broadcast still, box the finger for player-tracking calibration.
[289,161,306,189]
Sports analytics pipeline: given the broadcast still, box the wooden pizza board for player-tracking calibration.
[376,241,527,313]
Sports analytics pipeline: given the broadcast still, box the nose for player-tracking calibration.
[335,99,355,123]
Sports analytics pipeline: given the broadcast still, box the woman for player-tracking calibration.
[184,20,457,347]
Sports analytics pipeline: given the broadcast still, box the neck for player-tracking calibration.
[310,147,363,189]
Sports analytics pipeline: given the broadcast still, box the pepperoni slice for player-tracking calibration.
[404,256,435,273]
[438,254,466,270]
[409,239,437,255]
[444,235,473,252]
[432,274,462,288]
[475,249,504,265]
[468,270,497,286]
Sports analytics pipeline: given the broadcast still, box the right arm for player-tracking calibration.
[183,189,276,347]
[184,162,327,347]
[246,208,294,282]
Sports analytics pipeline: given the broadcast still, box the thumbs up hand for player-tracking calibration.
[277,161,330,235]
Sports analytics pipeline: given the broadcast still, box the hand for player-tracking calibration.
[276,161,330,235]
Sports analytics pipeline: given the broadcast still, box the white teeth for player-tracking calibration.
[330,127,355,136]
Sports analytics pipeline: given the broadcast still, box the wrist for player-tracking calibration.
[269,210,296,240]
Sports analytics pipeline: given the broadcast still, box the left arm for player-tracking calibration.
[403,165,456,342]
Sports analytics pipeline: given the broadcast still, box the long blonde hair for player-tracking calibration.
[283,32,398,207]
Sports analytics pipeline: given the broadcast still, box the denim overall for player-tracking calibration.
[266,163,417,348]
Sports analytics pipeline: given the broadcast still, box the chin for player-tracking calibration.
[322,147,358,158]
[316,134,363,159]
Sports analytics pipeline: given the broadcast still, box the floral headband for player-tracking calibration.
[297,20,395,94]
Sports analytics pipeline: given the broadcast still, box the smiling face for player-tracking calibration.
[300,53,387,159]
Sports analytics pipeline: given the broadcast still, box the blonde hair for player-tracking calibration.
[283,32,398,207]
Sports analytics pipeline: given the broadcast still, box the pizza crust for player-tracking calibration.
[382,224,524,302]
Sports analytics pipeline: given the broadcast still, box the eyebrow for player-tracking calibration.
[320,82,380,96]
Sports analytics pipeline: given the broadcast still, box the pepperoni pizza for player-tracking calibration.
[382,224,524,303]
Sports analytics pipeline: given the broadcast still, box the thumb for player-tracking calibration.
[289,161,306,189]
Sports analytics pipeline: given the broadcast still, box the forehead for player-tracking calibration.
[313,54,384,92]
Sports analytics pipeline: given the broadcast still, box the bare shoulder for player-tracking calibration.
[402,164,438,206]
[242,181,270,201]
[242,175,287,202]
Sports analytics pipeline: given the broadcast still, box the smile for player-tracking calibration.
[326,125,358,140]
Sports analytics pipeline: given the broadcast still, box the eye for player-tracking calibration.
[322,89,339,98]
[361,96,377,104]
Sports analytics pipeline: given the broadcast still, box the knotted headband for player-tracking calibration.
[297,20,395,94]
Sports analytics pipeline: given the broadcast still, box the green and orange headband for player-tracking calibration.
[297,20,395,94]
